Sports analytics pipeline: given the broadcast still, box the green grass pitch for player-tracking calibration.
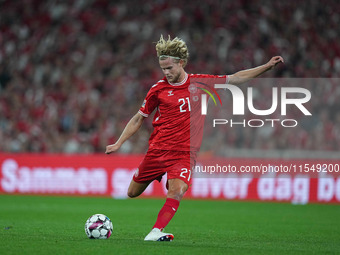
[0,195,339,255]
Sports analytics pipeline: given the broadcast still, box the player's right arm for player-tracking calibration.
[105,112,145,154]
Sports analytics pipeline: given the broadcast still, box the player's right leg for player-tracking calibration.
[127,179,151,198]
[129,149,165,199]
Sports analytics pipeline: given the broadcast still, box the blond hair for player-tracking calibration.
[156,35,189,67]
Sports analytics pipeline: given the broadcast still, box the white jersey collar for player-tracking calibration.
[169,73,188,86]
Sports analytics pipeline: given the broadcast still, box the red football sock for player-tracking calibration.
[153,198,180,231]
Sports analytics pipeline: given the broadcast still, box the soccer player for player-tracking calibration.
[105,35,284,241]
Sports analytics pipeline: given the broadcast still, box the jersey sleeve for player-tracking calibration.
[190,74,229,92]
[138,86,159,117]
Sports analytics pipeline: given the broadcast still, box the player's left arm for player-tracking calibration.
[228,56,284,85]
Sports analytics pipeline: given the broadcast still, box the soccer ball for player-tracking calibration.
[84,214,113,239]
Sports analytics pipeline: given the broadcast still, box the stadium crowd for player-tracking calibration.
[0,0,339,153]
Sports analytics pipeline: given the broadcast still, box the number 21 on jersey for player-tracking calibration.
[178,97,191,112]
[179,167,191,181]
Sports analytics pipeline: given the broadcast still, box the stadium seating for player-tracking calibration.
[0,0,339,153]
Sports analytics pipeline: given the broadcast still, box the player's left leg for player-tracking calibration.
[144,178,188,241]
[151,178,187,230]
[166,178,189,200]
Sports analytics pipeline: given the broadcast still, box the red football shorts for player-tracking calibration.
[133,149,197,186]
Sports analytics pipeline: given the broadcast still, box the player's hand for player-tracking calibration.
[105,143,120,154]
[267,56,284,69]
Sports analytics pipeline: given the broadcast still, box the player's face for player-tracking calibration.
[159,58,184,83]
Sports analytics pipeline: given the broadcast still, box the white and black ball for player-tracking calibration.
[84,214,113,239]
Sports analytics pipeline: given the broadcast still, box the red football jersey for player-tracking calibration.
[139,73,228,151]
